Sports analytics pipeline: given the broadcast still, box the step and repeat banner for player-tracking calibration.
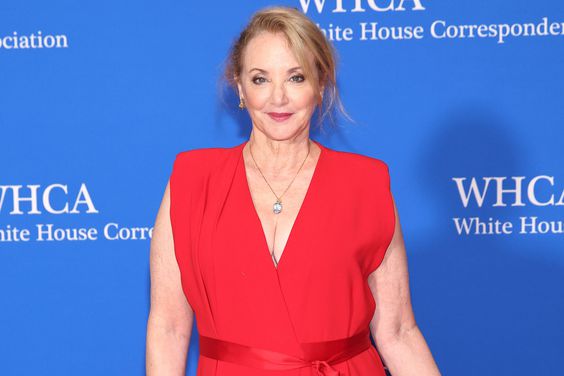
[1,1,562,375]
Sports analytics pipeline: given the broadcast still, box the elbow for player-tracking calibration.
[374,318,419,349]
[147,308,194,338]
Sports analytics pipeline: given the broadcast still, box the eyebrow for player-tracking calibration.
[248,66,302,74]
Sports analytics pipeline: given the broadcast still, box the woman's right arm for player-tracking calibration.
[146,179,194,375]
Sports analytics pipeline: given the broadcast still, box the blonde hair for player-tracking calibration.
[222,6,351,131]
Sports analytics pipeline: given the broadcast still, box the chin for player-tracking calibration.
[262,127,304,141]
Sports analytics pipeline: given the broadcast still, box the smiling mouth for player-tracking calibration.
[268,112,293,122]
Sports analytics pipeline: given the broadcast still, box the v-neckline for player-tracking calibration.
[239,139,325,273]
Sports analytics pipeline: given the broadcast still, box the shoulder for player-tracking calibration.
[169,144,242,205]
[169,143,242,193]
[174,144,233,164]
[326,146,390,182]
[172,143,239,174]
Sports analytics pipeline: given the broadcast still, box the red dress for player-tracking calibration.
[169,140,396,375]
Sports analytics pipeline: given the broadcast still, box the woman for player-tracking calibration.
[146,6,440,376]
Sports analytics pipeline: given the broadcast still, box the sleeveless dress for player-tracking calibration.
[169,139,396,375]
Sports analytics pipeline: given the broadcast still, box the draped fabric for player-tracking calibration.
[169,140,395,375]
[199,327,371,375]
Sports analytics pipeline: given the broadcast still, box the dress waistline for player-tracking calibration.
[199,327,372,376]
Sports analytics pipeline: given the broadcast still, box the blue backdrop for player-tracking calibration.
[1,1,563,375]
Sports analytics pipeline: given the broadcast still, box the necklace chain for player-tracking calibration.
[247,140,312,268]
[248,140,311,213]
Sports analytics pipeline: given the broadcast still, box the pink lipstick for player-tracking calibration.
[268,112,293,122]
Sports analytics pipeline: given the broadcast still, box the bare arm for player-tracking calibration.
[368,196,441,376]
[146,179,194,375]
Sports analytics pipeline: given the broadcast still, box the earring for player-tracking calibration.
[238,97,245,109]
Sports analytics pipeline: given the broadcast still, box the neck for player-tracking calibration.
[246,131,316,175]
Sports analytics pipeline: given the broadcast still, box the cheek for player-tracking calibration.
[244,87,269,108]
[292,88,318,109]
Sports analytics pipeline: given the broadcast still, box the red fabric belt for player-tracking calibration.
[199,327,372,376]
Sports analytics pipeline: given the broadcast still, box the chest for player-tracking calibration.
[192,147,385,280]
[244,158,319,268]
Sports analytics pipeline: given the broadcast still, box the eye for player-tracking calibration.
[289,74,305,83]
[251,76,268,85]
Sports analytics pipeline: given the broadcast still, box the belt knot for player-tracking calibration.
[311,360,340,376]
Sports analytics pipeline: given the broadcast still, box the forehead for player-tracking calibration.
[242,31,308,70]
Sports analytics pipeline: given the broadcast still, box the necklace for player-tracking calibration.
[248,140,311,215]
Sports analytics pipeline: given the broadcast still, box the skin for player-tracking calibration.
[368,199,442,375]
[146,179,193,376]
[146,31,441,375]
[235,31,324,264]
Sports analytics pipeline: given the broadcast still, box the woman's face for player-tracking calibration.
[236,31,320,142]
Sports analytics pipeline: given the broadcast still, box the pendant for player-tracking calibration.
[273,200,282,214]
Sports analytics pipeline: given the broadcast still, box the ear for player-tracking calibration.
[318,76,326,98]
[235,75,244,100]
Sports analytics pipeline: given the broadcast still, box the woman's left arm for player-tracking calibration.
[368,196,441,376]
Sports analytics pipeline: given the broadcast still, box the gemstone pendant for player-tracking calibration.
[273,200,282,214]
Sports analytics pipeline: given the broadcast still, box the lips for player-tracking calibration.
[268,112,293,122]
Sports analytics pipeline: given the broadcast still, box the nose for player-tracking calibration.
[270,80,289,106]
